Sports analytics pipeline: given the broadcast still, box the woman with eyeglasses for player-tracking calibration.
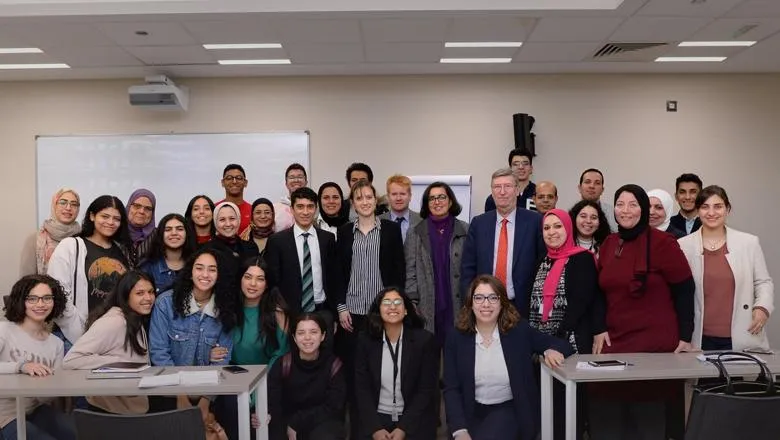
[589,184,694,440]
[444,274,573,440]
[126,189,157,267]
[48,195,131,346]
[0,274,75,440]
[405,181,469,349]
[354,287,438,440]
[21,188,81,276]
[185,195,217,245]
[239,198,275,256]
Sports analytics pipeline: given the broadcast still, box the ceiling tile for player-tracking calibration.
[1,23,114,47]
[689,18,780,42]
[610,17,712,41]
[513,42,603,62]
[724,32,780,67]
[285,43,364,64]
[276,19,361,43]
[365,42,441,63]
[96,22,198,46]
[181,20,280,44]
[636,0,745,17]
[43,46,143,67]
[528,17,624,42]
[723,0,780,18]
[360,18,449,43]
[446,16,535,41]
[123,45,213,65]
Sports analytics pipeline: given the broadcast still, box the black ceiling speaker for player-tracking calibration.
[512,113,536,156]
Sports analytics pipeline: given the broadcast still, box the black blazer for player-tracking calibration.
[443,322,574,440]
[265,226,340,315]
[669,213,701,237]
[354,327,439,439]
[528,252,606,354]
[335,219,406,308]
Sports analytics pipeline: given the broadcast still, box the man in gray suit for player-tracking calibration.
[379,174,422,243]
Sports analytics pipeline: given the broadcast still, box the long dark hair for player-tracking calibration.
[185,195,216,238]
[569,199,611,248]
[171,248,238,331]
[419,181,462,219]
[80,195,131,248]
[235,257,289,359]
[366,287,425,339]
[146,213,197,263]
[86,270,155,356]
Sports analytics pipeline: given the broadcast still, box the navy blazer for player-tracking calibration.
[460,208,545,317]
[669,213,701,237]
[443,322,574,440]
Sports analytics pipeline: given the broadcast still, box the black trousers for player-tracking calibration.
[470,400,520,440]
[335,313,367,439]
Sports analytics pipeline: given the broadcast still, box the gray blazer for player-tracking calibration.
[380,210,422,241]
[404,217,469,333]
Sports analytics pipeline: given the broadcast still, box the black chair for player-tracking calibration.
[73,407,206,440]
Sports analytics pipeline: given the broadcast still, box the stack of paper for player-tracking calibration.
[139,370,221,388]
[576,361,626,371]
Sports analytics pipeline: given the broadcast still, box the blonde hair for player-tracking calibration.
[386,174,412,193]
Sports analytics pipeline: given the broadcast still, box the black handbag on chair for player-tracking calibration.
[685,351,780,440]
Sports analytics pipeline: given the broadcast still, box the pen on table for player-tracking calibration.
[155,368,166,376]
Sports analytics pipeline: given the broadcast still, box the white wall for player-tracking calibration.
[2,73,779,341]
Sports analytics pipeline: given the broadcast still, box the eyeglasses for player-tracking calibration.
[25,295,54,305]
[130,202,153,213]
[491,184,517,192]
[286,175,306,182]
[381,298,404,307]
[223,175,246,183]
[428,194,448,203]
[473,294,499,304]
[56,199,80,209]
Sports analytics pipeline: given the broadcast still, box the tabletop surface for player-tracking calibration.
[0,365,268,397]
[544,351,780,382]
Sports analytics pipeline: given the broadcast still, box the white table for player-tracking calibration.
[540,352,780,440]
[0,365,269,440]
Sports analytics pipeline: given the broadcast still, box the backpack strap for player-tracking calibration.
[281,352,292,379]
[330,357,342,378]
[71,238,80,305]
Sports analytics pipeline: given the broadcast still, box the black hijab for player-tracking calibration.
[614,184,650,242]
[317,182,350,228]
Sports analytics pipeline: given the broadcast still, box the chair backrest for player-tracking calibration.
[74,407,206,440]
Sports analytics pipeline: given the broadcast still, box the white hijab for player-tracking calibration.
[647,189,674,232]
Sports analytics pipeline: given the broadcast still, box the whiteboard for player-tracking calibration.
[408,175,472,223]
[36,132,309,226]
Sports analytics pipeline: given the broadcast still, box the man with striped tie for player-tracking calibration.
[265,187,340,337]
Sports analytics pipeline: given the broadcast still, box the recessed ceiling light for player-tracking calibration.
[204,44,283,50]
[0,48,43,54]
[444,42,523,48]
[218,59,291,65]
[0,63,70,69]
[655,56,727,62]
[678,41,756,47]
[440,58,512,63]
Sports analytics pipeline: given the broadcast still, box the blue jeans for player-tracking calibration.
[0,404,75,440]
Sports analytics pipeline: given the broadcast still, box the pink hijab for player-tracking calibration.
[541,209,590,321]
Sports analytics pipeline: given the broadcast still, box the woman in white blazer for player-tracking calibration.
[678,185,773,351]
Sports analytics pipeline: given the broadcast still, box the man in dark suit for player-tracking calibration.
[378,174,422,244]
[669,173,703,236]
[461,168,545,317]
[484,148,537,212]
[265,187,340,333]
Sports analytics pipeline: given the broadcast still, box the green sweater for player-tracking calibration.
[231,305,288,367]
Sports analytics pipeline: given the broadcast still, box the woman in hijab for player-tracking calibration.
[589,184,694,440]
[528,208,606,440]
[126,188,157,267]
[239,198,275,256]
[647,189,685,239]
[20,188,81,275]
[204,201,259,277]
[316,182,350,238]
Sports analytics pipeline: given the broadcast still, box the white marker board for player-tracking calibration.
[36,132,309,226]
[408,175,472,222]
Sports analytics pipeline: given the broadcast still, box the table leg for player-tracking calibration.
[16,396,27,440]
[540,365,553,440]
[565,380,577,440]
[255,373,269,440]
[237,391,250,440]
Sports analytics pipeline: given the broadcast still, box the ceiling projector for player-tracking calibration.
[128,75,189,111]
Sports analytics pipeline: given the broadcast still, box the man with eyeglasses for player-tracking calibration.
[484,149,537,213]
[219,163,252,237]
[462,168,545,317]
[274,163,309,232]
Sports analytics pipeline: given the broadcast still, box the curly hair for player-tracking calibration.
[455,274,521,335]
[569,199,611,250]
[365,287,426,339]
[171,248,238,331]
[4,274,67,323]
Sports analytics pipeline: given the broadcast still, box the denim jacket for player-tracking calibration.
[149,291,233,367]
[141,258,180,294]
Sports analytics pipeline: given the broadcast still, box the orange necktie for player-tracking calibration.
[495,218,508,286]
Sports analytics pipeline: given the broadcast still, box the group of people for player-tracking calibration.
[1,151,773,440]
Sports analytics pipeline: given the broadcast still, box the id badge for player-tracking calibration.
[392,406,399,422]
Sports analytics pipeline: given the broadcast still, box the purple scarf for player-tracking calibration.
[428,215,455,347]
[127,188,156,244]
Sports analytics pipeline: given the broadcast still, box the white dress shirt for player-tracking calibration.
[378,329,405,416]
[390,210,411,243]
[474,326,513,405]
[293,223,325,304]
[493,208,517,299]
